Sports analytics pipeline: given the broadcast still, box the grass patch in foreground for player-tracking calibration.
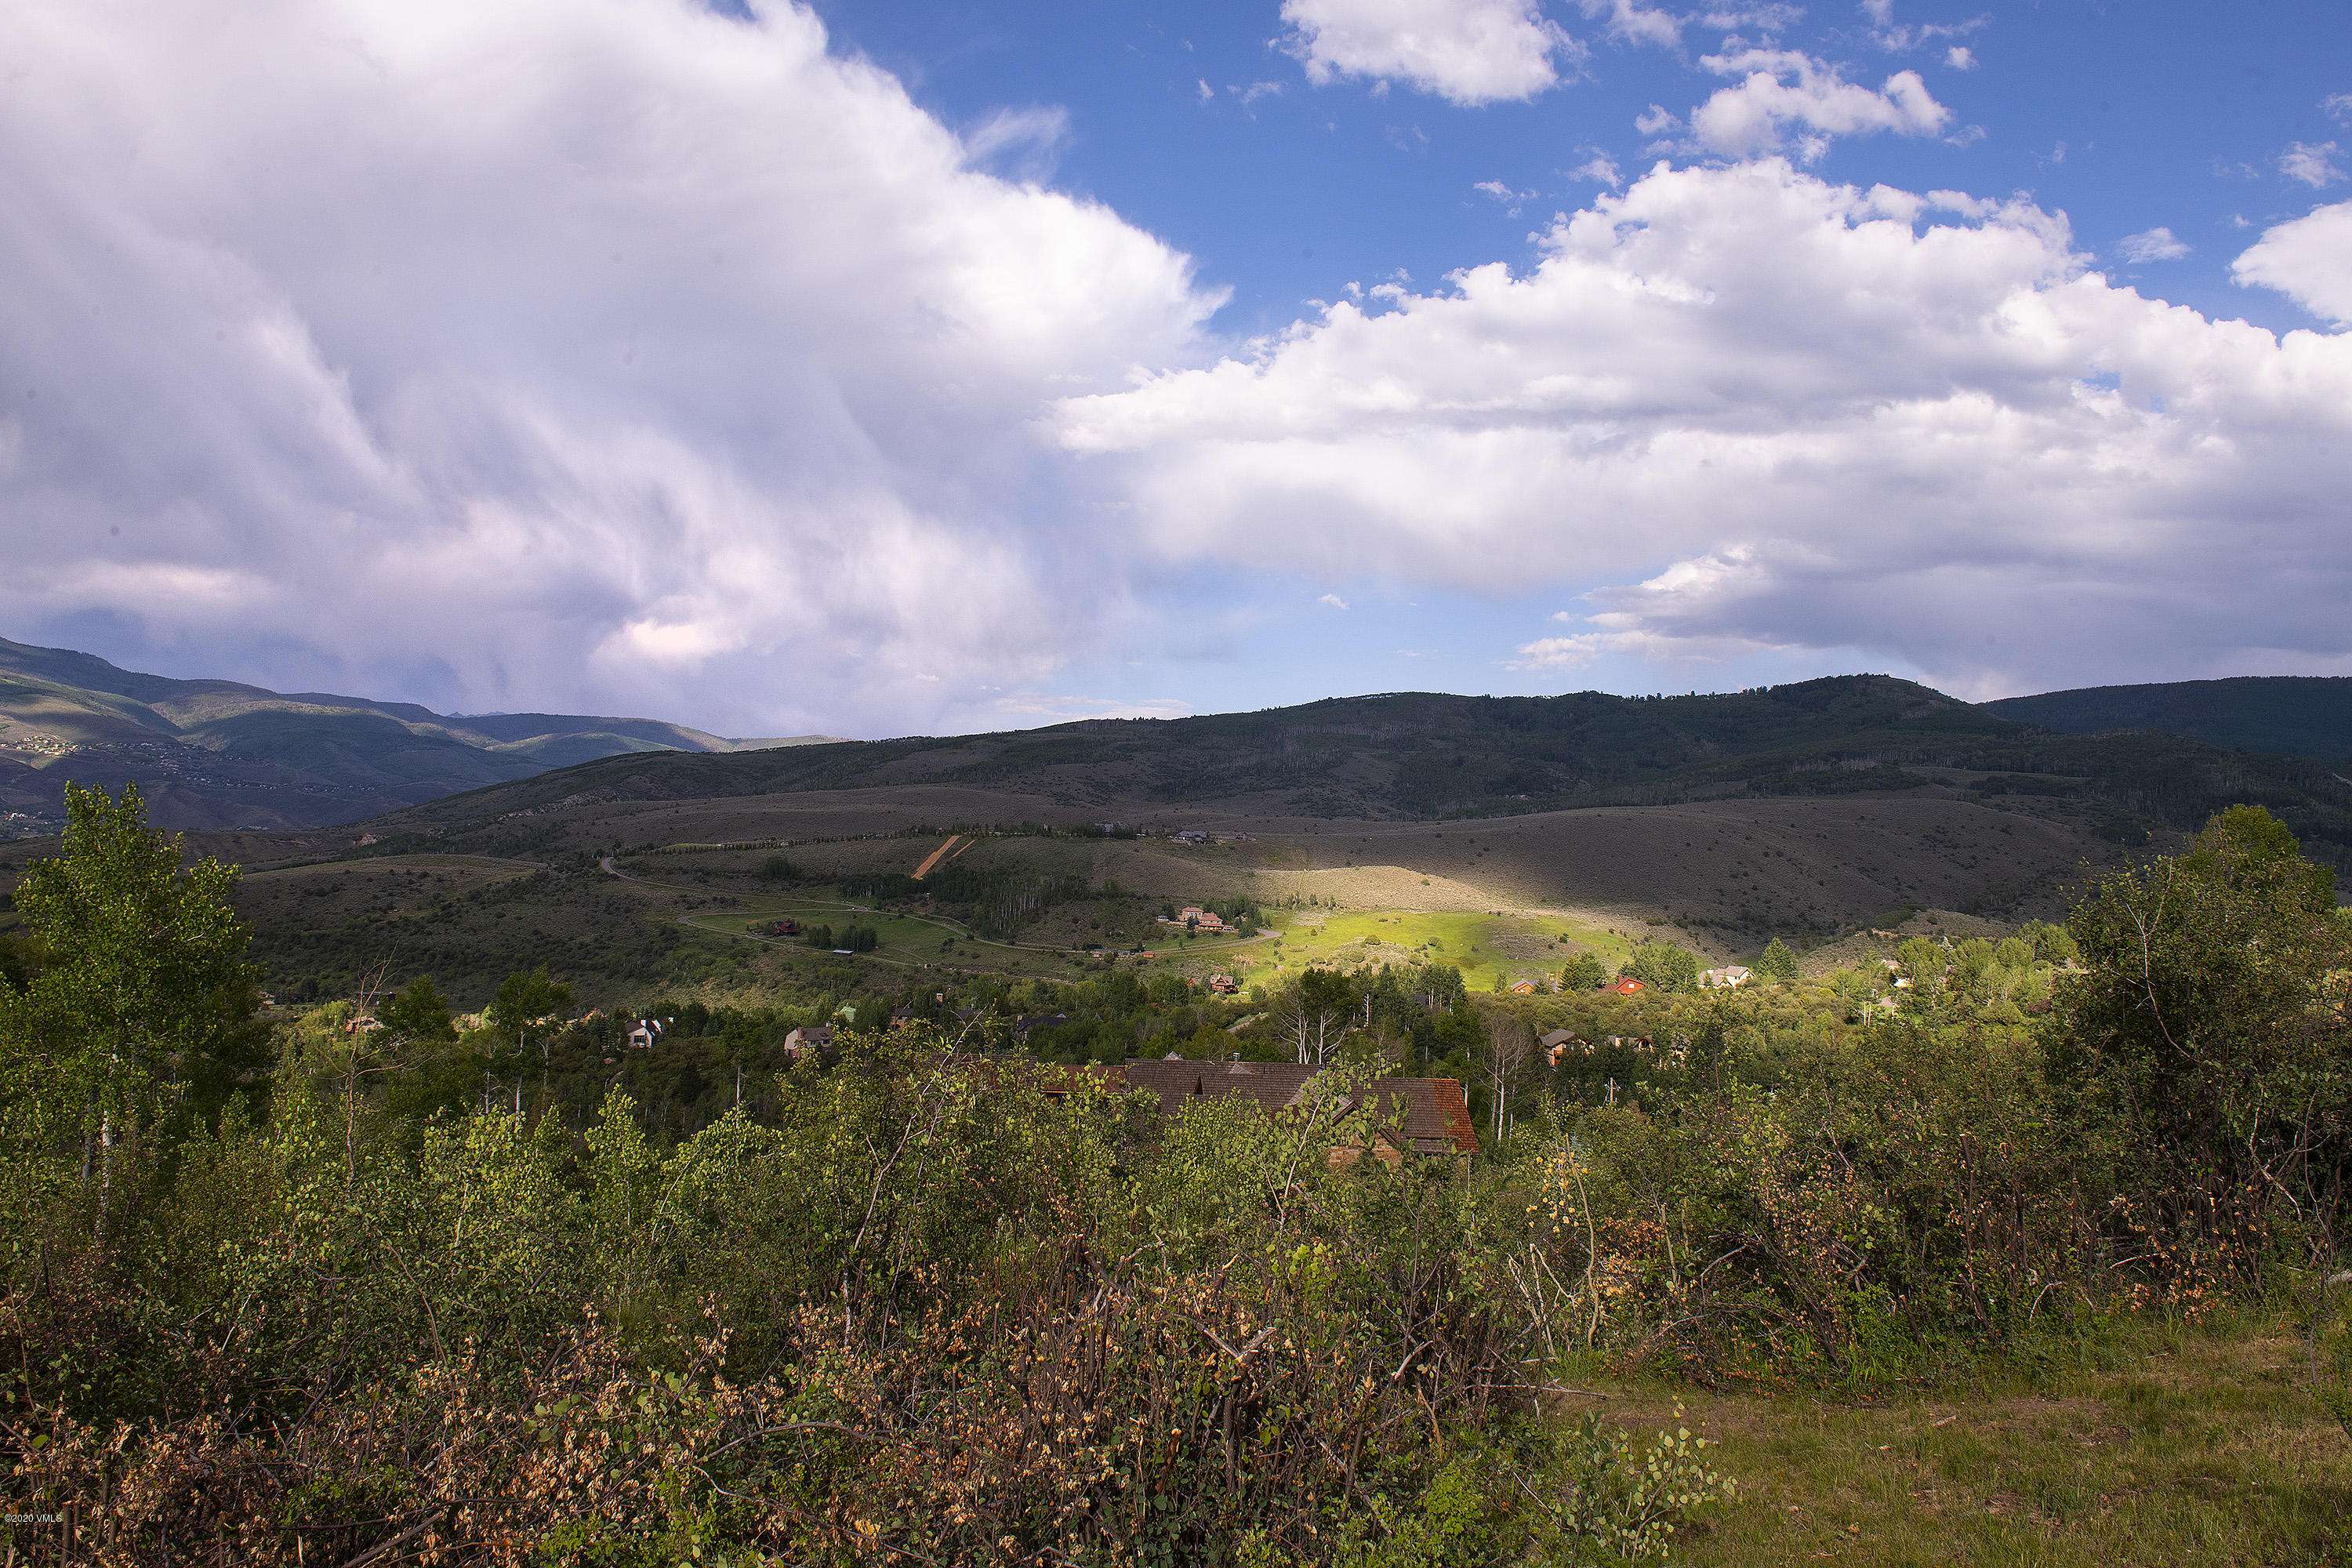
[1602,1326,2350,1566]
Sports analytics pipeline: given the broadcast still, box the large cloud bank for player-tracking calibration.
[5,0,2350,731]
[0,0,1218,730]
[1054,161,2352,694]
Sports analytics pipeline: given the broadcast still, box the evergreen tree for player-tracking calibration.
[1560,951,1609,990]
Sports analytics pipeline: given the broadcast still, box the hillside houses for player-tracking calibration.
[1697,965,1752,989]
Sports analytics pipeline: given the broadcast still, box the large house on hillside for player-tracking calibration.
[782,1023,835,1055]
[1697,965,1752,989]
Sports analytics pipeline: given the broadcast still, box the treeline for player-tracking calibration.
[798,922,878,953]
[839,863,1094,939]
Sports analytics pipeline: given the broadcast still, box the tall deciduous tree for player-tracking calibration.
[1282,967,1356,1065]
[2056,806,2351,1345]
[488,965,575,1072]
[0,782,256,1229]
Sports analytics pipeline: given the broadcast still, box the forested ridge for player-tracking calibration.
[1,785,2347,1564]
[376,676,2352,874]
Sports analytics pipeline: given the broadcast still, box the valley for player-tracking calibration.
[8,663,2347,1019]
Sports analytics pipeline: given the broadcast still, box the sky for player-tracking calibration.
[1,0,2348,739]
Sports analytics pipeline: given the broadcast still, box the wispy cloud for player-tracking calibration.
[2118,226,2190,263]
[2281,140,2345,187]
[1474,179,1539,214]
[1574,0,1679,49]
[1569,151,1623,187]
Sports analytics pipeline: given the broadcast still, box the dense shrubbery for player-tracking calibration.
[1489,806,2350,1388]
[2,786,2347,1561]
[0,787,1739,1565]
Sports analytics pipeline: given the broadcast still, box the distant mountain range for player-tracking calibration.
[1984,677,2352,764]
[0,637,833,832]
[8,637,2350,873]
[376,674,2352,877]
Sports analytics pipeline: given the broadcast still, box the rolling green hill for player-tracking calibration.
[1984,676,2352,763]
[0,637,829,832]
[12,636,2352,886]
[377,675,2352,876]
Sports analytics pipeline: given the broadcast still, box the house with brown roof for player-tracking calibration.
[782,1023,834,1055]
[1607,977,1646,996]
[1539,1028,1589,1066]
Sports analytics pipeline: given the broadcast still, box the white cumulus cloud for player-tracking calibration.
[1278,0,1581,105]
[2233,201,2352,325]
[1053,159,2352,695]
[1690,49,1951,160]
[0,0,1223,735]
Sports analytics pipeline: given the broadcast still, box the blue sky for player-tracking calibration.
[826,0,2340,334]
[2,0,2348,735]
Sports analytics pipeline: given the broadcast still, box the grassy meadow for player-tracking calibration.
[1613,1323,2350,1567]
[1246,906,1632,992]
